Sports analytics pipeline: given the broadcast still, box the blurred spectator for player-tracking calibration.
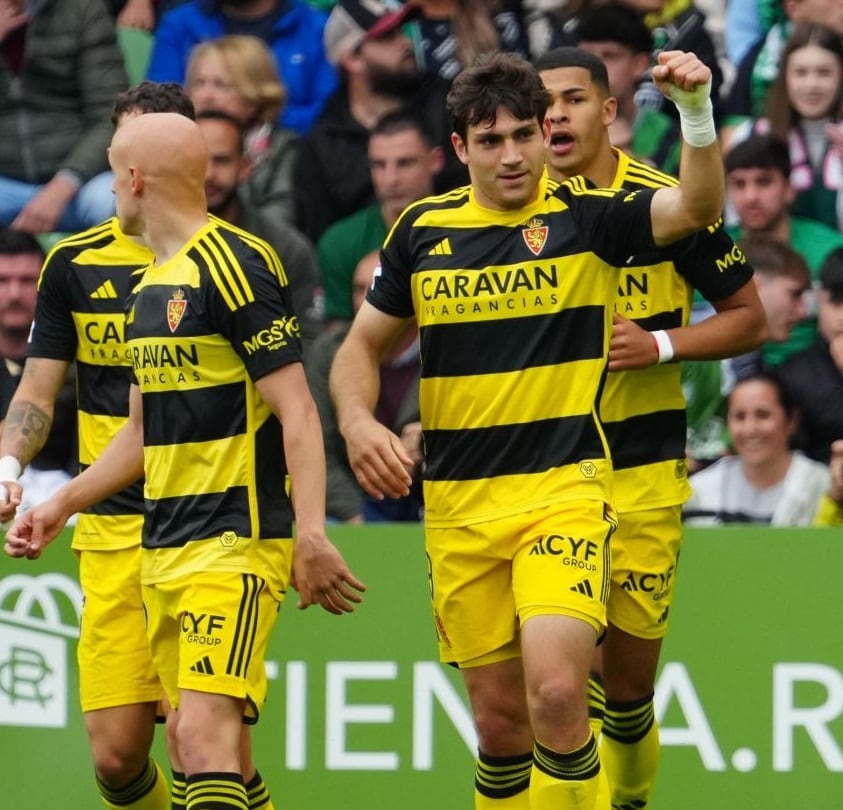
[111,0,159,30]
[186,34,299,225]
[814,438,843,525]
[683,236,811,468]
[724,134,843,364]
[721,0,843,147]
[295,0,467,241]
[683,370,830,526]
[729,24,843,232]
[317,109,443,324]
[147,0,337,134]
[0,0,127,234]
[408,0,528,82]
[195,110,323,345]
[779,247,843,464]
[723,0,784,68]
[0,228,77,506]
[306,249,422,523]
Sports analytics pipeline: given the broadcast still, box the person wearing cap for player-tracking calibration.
[293,0,467,242]
[779,247,843,464]
[146,0,337,135]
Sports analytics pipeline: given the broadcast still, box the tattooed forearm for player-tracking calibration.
[2,401,53,466]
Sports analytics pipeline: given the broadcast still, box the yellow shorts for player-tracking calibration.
[426,501,615,667]
[142,571,283,722]
[607,505,682,639]
[77,547,162,712]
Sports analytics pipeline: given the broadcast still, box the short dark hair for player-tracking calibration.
[724,134,791,178]
[195,109,246,154]
[820,247,843,304]
[371,109,434,146]
[571,4,654,56]
[730,368,799,421]
[0,227,44,259]
[738,236,810,287]
[533,46,611,95]
[447,52,550,141]
[112,81,196,127]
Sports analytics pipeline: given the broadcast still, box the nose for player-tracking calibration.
[500,137,521,165]
[546,102,568,123]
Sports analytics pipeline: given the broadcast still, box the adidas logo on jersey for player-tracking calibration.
[570,579,593,597]
[189,655,215,675]
[90,280,118,299]
[428,238,452,256]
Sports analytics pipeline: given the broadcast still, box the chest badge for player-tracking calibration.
[167,288,187,333]
[522,218,548,257]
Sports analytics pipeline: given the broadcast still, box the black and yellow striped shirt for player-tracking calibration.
[600,151,753,512]
[370,174,657,527]
[125,219,300,585]
[29,218,150,550]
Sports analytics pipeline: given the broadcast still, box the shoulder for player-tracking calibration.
[619,153,678,190]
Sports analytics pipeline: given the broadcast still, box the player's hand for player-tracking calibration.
[0,480,22,524]
[345,417,414,500]
[652,50,712,105]
[3,497,70,560]
[11,176,76,234]
[608,313,660,371]
[0,2,29,42]
[291,530,366,615]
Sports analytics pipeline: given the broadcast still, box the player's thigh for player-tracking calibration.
[607,505,682,640]
[78,547,162,712]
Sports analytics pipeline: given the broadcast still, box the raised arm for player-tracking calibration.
[330,302,415,501]
[649,51,725,245]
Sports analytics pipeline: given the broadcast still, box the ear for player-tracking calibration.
[542,116,551,148]
[603,96,618,127]
[451,131,469,166]
[430,145,446,174]
[129,167,144,196]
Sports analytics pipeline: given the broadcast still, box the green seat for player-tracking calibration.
[117,26,154,86]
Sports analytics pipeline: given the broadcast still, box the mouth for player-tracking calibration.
[549,131,575,156]
[499,171,527,185]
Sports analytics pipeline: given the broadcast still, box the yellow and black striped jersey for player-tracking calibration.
[600,150,753,512]
[28,218,151,551]
[369,174,657,527]
[125,219,301,584]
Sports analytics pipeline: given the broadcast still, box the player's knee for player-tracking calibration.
[473,702,531,754]
[91,742,150,788]
[528,675,583,729]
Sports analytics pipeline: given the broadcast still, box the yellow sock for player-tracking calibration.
[601,695,660,808]
[96,759,169,810]
[186,772,247,810]
[474,750,531,809]
[531,735,604,810]
[244,770,274,810]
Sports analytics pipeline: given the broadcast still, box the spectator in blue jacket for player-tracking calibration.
[147,0,337,134]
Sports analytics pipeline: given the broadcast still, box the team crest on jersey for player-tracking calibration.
[522,218,548,256]
[167,288,187,333]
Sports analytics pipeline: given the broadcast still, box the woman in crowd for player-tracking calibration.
[683,370,830,526]
[186,35,299,225]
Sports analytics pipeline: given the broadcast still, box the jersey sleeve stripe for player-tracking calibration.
[205,230,255,307]
[195,240,239,310]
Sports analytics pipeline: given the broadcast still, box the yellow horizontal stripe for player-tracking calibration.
[420,360,606,430]
[413,255,616,326]
[614,459,691,511]
[72,513,144,551]
[144,434,248,501]
[601,364,685,421]
[130,334,244,393]
[424,461,613,527]
[78,411,129,465]
[73,312,132,367]
[137,256,201,289]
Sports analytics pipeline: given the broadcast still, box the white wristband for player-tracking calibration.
[652,330,675,364]
[669,79,717,148]
[0,455,21,483]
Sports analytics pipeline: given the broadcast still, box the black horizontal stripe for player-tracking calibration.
[629,308,683,332]
[142,383,246,446]
[424,415,605,481]
[77,362,132,417]
[143,487,252,549]
[420,308,604,378]
[602,410,686,470]
[78,469,144,515]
